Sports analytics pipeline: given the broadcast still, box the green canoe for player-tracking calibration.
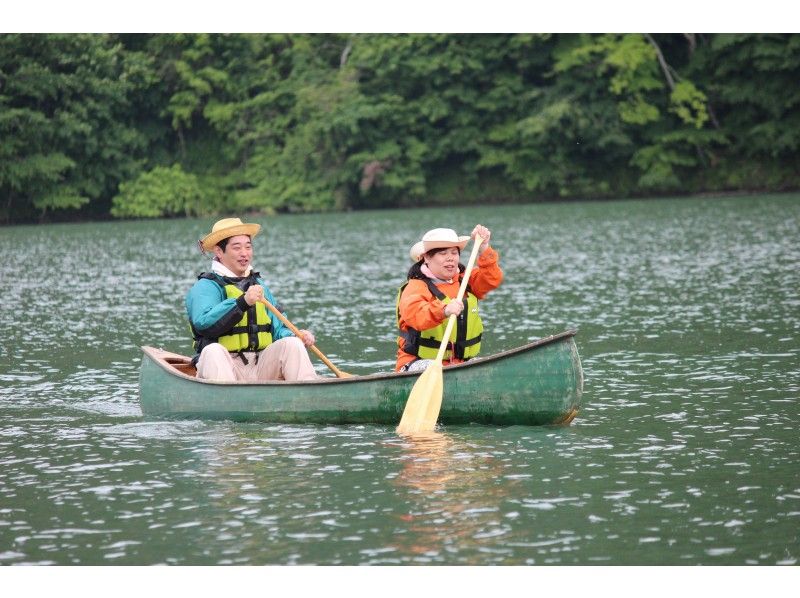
[138,330,584,426]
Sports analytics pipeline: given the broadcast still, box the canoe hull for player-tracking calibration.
[138,330,584,426]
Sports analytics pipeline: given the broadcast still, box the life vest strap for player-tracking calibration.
[229,323,272,335]
[399,329,482,354]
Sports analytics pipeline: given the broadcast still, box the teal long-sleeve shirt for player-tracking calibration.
[185,275,294,344]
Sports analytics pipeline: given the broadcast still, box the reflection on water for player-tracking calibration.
[0,194,798,564]
[390,431,511,563]
[394,432,459,495]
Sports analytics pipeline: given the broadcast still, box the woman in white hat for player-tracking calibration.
[185,217,318,382]
[395,224,503,372]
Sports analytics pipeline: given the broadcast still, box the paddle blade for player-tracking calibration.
[396,361,444,435]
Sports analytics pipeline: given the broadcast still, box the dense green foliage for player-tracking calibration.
[1,33,798,222]
[109,165,212,218]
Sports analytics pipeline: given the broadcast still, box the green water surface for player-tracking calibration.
[0,193,797,565]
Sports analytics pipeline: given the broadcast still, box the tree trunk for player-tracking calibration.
[683,34,697,55]
[340,37,353,69]
[178,125,186,158]
[644,33,675,90]
[646,33,720,130]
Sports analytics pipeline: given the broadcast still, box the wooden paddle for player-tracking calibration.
[396,235,484,435]
[257,297,353,379]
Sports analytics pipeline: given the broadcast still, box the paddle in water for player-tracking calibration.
[396,234,484,435]
[257,297,353,379]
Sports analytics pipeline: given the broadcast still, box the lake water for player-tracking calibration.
[0,193,798,566]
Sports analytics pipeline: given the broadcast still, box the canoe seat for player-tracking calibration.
[166,359,197,378]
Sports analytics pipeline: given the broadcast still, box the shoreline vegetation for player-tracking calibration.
[3,189,796,228]
[2,33,798,225]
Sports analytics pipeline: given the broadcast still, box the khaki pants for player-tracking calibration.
[196,338,319,382]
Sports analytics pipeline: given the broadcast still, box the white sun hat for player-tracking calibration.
[409,241,425,262]
[421,228,470,252]
[408,228,470,262]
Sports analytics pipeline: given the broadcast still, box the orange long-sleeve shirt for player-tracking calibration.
[396,246,503,371]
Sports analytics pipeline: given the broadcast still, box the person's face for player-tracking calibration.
[425,247,460,280]
[214,234,253,276]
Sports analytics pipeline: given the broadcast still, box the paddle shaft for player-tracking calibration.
[257,297,352,378]
[434,237,484,364]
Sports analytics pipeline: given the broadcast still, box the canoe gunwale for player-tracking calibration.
[140,329,579,387]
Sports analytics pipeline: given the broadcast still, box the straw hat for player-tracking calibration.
[200,218,261,251]
[409,228,470,262]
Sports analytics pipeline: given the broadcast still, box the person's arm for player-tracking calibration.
[399,279,448,330]
[468,246,504,299]
[186,278,246,338]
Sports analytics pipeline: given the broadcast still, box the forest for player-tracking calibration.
[1,33,798,224]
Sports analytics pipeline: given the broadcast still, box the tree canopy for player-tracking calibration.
[1,33,797,223]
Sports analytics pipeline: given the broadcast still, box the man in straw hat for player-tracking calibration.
[396,224,503,372]
[186,217,318,381]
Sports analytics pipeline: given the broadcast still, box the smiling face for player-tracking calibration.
[214,234,253,276]
[425,246,461,280]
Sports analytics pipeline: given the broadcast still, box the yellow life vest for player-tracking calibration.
[396,277,483,361]
[193,273,273,354]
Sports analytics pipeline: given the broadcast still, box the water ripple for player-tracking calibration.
[0,195,798,564]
